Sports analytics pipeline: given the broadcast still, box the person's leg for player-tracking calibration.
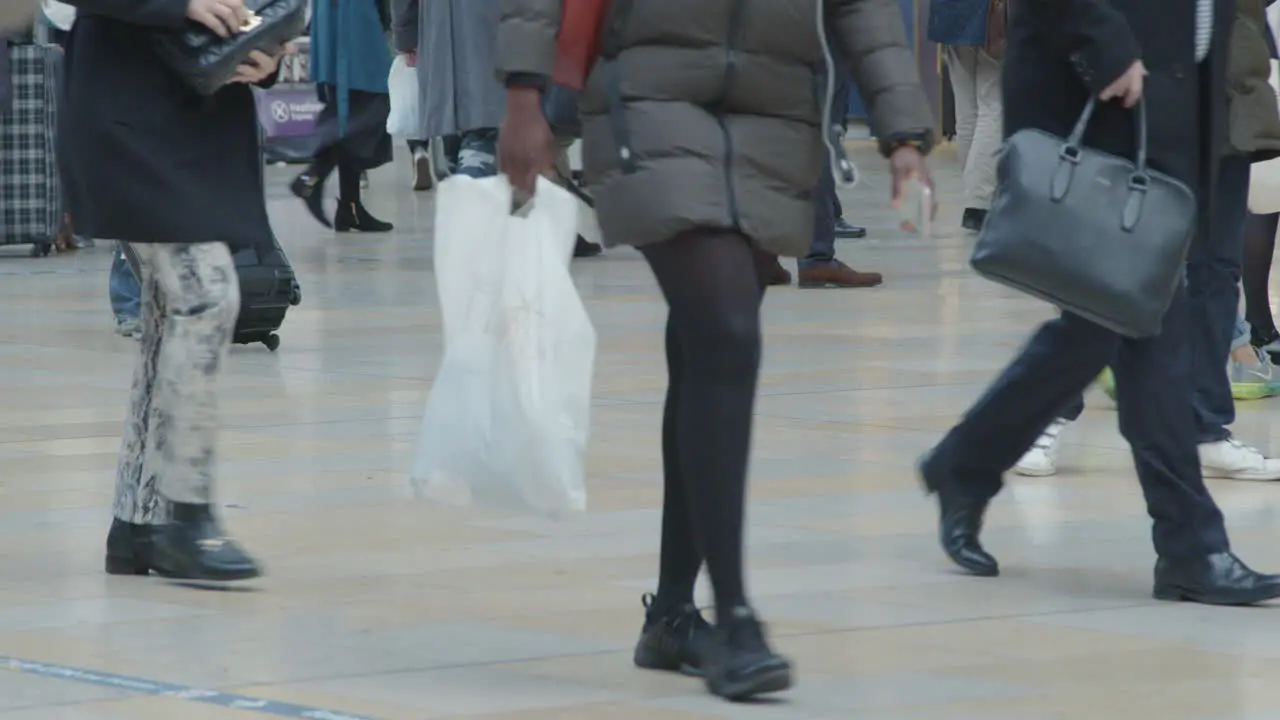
[944,45,987,231]
[1243,212,1280,348]
[408,139,433,191]
[455,128,499,178]
[963,49,1002,216]
[290,146,340,228]
[110,242,142,336]
[1225,309,1279,400]
[1187,156,1248,443]
[797,160,882,288]
[638,229,790,699]
[1114,287,1228,560]
[108,243,167,558]
[333,160,393,232]
[1184,157,1280,479]
[127,242,260,581]
[923,311,1119,574]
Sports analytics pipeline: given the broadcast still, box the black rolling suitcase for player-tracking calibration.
[232,238,301,351]
[121,238,301,351]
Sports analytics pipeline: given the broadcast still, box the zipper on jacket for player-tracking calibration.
[712,0,748,230]
[603,0,638,174]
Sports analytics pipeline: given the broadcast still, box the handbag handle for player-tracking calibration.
[1052,97,1151,231]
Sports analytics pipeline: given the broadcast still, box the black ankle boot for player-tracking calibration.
[105,518,158,576]
[334,200,393,232]
[152,502,261,582]
[633,594,713,676]
[290,173,333,228]
[703,607,792,701]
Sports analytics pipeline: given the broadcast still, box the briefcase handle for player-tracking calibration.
[1052,97,1151,232]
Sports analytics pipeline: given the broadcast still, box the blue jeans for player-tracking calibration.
[1057,155,1251,442]
[455,128,498,178]
[800,72,852,270]
[110,243,141,321]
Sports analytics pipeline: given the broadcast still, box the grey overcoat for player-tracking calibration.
[393,0,506,138]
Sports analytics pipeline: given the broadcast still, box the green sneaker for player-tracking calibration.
[1230,349,1280,401]
[1097,368,1116,402]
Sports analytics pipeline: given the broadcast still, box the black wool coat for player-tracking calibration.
[59,0,278,250]
[1004,0,1236,230]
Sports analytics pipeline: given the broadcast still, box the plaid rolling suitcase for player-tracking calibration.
[0,43,61,256]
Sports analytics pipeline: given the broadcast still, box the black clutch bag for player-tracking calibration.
[154,0,307,96]
[970,98,1197,338]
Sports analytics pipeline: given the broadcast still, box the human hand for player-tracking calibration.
[187,0,251,38]
[889,145,937,220]
[228,47,286,84]
[1099,60,1147,108]
[402,50,417,67]
[498,87,556,194]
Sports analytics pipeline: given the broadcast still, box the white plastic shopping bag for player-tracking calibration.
[386,55,420,138]
[411,176,596,516]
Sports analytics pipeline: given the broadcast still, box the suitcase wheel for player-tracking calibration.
[30,243,52,258]
[262,333,280,352]
[289,284,301,306]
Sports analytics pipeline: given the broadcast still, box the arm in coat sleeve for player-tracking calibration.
[1033,0,1141,95]
[497,0,560,85]
[64,0,188,26]
[392,0,418,52]
[827,0,936,154]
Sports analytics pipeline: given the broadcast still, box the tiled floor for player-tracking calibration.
[2,144,1280,719]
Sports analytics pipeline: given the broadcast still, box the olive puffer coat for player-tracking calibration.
[497,0,936,256]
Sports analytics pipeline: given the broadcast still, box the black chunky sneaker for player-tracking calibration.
[702,606,793,701]
[632,593,713,676]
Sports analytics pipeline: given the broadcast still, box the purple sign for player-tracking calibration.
[254,87,323,138]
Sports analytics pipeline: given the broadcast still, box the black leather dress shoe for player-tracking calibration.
[152,503,261,582]
[105,518,157,576]
[1153,552,1280,606]
[834,219,867,239]
[920,453,999,577]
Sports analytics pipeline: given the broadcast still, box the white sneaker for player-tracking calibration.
[1014,418,1069,477]
[1199,438,1280,481]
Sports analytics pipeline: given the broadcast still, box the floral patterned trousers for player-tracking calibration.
[113,242,240,524]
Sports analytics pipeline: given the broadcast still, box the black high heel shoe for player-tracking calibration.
[334,200,393,233]
[290,173,333,228]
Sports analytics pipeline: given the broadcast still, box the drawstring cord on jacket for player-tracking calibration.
[816,1,859,188]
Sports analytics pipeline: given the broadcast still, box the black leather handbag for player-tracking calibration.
[154,0,307,96]
[970,98,1197,338]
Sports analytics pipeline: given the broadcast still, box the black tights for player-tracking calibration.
[1243,212,1280,340]
[308,148,362,203]
[641,230,773,619]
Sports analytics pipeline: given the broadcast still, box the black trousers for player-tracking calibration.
[930,282,1230,559]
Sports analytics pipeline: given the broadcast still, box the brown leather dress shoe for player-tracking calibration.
[798,260,883,288]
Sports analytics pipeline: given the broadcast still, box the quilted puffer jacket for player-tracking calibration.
[497,0,936,256]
